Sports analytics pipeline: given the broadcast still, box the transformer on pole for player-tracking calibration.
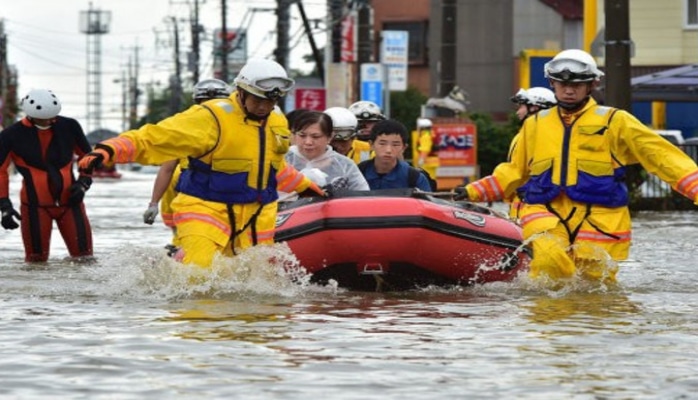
[79,3,111,134]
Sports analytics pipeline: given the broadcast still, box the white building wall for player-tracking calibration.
[594,0,698,66]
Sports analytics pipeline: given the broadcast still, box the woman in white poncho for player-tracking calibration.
[285,111,369,192]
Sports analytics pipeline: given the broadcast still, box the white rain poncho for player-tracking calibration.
[285,145,369,191]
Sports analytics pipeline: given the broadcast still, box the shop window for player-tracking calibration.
[687,0,698,27]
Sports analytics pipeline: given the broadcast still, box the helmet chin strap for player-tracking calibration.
[244,112,266,122]
[555,83,594,112]
[557,96,590,112]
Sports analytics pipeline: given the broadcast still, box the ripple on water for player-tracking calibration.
[2,177,698,399]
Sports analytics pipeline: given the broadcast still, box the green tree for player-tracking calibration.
[389,86,428,132]
[469,112,520,176]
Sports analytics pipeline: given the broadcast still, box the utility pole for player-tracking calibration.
[604,0,631,111]
[440,0,457,97]
[191,0,202,83]
[329,0,344,63]
[168,16,183,114]
[127,45,141,129]
[297,0,324,83]
[275,0,293,112]
[171,0,204,84]
[275,0,292,72]
[119,69,127,131]
[356,1,373,63]
[220,0,229,83]
[355,0,373,101]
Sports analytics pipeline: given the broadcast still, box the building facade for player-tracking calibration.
[369,0,698,129]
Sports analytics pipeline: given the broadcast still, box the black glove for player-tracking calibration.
[78,147,111,175]
[0,198,21,230]
[452,186,469,201]
[329,176,349,191]
[321,184,334,199]
[69,176,93,205]
[298,186,327,198]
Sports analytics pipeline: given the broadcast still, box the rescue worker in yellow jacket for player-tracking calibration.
[143,78,233,244]
[505,87,557,220]
[79,58,324,268]
[454,49,698,283]
[415,118,439,179]
[325,107,363,162]
[345,100,385,163]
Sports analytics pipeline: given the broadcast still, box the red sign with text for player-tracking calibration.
[294,88,326,111]
[433,123,477,166]
[341,14,356,62]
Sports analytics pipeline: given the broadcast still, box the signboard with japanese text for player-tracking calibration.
[294,88,326,111]
[380,30,409,91]
[360,63,384,109]
[340,12,356,62]
[212,28,247,79]
[434,122,478,187]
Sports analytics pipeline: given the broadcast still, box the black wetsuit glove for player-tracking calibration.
[0,198,21,230]
[69,176,93,205]
[320,184,335,199]
[452,186,469,201]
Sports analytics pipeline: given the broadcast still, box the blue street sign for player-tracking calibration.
[361,81,383,109]
[360,63,384,109]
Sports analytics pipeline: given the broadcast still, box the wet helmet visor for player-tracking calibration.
[331,129,357,141]
[548,69,597,82]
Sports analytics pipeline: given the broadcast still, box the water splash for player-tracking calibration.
[87,242,341,300]
[463,231,626,297]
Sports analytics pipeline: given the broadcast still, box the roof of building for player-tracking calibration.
[630,64,698,102]
[539,0,583,20]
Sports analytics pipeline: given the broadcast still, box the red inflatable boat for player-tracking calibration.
[275,189,530,291]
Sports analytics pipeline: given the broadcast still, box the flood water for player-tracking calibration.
[1,170,697,399]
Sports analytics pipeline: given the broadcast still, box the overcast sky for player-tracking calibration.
[2,0,327,132]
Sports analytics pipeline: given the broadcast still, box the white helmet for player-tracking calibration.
[193,79,232,102]
[416,118,432,129]
[510,87,557,109]
[21,89,62,119]
[544,49,604,83]
[233,58,294,100]
[324,107,357,140]
[348,100,385,122]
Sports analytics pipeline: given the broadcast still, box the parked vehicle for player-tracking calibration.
[656,130,684,146]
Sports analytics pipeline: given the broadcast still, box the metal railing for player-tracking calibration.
[631,143,698,211]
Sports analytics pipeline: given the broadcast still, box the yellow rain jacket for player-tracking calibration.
[162,158,314,233]
[346,139,373,163]
[161,161,187,230]
[505,133,523,220]
[416,128,439,178]
[98,92,317,267]
[464,98,698,281]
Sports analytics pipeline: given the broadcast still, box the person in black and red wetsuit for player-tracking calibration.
[0,89,94,262]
